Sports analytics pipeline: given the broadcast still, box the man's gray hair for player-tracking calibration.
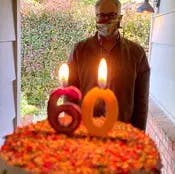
[95,0,121,12]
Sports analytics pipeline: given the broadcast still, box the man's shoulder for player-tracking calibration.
[74,34,96,49]
[120,37,147,63]
[122,38,143,50]
[121,37,144,52]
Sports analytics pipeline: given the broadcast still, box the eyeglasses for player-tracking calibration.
[96,12,118,20]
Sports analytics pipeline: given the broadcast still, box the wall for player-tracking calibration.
[147,0,175,174]
[0,0,20,146]
[150,0,175,121]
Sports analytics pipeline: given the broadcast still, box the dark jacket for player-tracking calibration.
[67,32,150,130]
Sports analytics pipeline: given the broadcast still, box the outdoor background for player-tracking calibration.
[20,0,151,123]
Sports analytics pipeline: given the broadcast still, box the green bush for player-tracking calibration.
[20,93,39,117]
[121,10,151,52]
[21,0,95,107]
[78,0,96,5]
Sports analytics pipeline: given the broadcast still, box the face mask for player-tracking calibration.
[96,19,119,37]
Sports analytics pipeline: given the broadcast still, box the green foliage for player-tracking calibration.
[78,0,96,5]
[121,10,151,52]
[78,0,133,5]
[20,93,39,117]
[21,0,151,113]
[120,0,134,4]
[21,0,95,106]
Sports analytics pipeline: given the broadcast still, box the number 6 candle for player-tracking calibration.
[47,63,82,134]
[81,58,119,137]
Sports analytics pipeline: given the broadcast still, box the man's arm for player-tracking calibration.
[67,45,80,88]
[131,52,150,130]
[64,45,80,104]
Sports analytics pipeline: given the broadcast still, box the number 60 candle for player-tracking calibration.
[47,63,82,134]
[81,58,119,137]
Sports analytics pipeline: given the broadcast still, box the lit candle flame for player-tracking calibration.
[98,58,107,88]
[58,63,69,87]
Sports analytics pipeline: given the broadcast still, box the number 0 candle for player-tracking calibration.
[81,58,119,137]
[48,63,82,134]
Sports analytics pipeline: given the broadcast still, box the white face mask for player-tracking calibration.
[96,19,119,37]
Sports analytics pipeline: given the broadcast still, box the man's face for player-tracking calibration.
[95,0,119,24]
[95,0,122,37]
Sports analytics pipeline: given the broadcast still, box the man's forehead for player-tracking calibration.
[95,1,118,14]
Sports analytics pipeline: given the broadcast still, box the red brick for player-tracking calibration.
[171,160,175,172]
[159,143,167,155]
[148,98,175,174]
[167,165,174,174]
[161,167,166,174]
[161,154,168,170]
[155,126,164,140]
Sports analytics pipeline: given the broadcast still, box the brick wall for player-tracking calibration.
[146,97,175,174]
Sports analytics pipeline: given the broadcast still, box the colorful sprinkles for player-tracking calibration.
[0,118,161,174]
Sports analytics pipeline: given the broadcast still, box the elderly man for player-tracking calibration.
[67,0,150,130]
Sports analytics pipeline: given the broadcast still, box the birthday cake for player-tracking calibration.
[0,117,161,174]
